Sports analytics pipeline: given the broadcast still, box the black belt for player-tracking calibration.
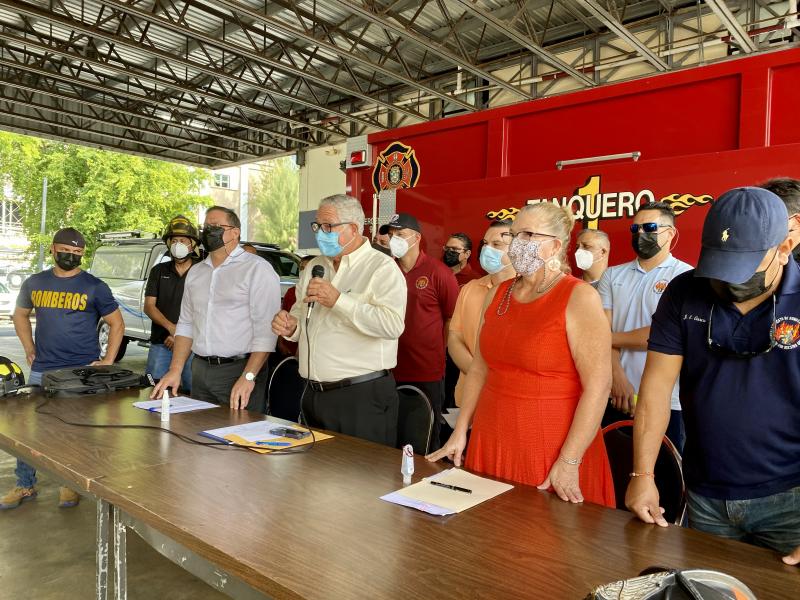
[308,370,389,392]
[195,353,250,365]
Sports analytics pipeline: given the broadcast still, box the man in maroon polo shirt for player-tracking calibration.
[380,213,460,452]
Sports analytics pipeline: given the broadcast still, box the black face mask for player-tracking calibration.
[443,249,462,267]
[631,232,662,260]
[201,225,226,252]
[711,251,779,303]
[54,251,82,271]
[792,245,800,264]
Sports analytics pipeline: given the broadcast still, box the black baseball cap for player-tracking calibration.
[695,187,788,284]
[52,227,86,248]
[378,213,421,235]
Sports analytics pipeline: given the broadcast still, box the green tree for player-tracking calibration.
[249,157,299,251]
[0,131,212,260]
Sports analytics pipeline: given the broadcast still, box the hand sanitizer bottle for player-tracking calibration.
[401,444,414,485]
[161,389,170,424]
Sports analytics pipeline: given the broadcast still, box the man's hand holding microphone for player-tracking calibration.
[271,265,330,338]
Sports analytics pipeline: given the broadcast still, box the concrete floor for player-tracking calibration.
[0,322,228,599]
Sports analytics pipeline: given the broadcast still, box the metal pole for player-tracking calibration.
[37,177,47,271]
[96,500,110,600]
[239,165,249,241]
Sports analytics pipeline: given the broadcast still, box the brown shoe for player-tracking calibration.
[0,486,38,510]
[58,487,80,508]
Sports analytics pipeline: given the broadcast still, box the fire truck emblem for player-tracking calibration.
[372,141,420,192]
[774,317,800,349]
[486,208,520,222]
[415,276,429,290]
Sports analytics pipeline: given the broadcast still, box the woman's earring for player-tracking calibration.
[546,257,561,272]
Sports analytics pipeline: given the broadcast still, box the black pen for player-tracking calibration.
[429,480,472,494]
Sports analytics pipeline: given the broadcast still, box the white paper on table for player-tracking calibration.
[379,491,455,516]
[133,397,217,414]
[442,408,460,429]
[201,419,292,444]
[380,468,513,515]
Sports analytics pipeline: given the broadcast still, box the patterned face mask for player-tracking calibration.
[508,237,546,276]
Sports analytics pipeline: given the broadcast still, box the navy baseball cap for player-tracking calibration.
[695,187,788,284]
[378,213,420,235]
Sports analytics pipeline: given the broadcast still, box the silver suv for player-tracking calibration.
[90,232,300,360]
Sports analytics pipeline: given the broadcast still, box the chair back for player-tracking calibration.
[266,356,304,423]
[602,420,686,524]
[396,385,434,455]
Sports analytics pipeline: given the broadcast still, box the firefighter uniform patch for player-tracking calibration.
[774,317,800,350]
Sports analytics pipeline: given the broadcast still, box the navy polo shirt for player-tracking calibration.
[648,262,800,500]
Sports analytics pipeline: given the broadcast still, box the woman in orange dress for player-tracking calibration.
[427,202,615,507]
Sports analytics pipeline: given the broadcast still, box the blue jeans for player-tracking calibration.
[146,343,193,392]
[15,371,42,488]
[687,487,800,554]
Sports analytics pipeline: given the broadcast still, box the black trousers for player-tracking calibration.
[302,372,399,447]
[191,358,268,411]
[395,378,444,452]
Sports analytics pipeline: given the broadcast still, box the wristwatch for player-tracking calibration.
[244,371,256,382]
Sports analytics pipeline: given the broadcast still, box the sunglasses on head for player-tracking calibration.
[630,222,669,234]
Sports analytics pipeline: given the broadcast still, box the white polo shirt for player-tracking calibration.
[597,254,692,410]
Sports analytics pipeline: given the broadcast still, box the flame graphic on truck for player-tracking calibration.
[486,208,520,221]
[661,193,714,215]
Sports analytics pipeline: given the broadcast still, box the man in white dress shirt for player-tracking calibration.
[152,206,281,410]
[271,195,407,446]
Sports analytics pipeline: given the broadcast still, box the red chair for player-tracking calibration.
[602,420,686,525]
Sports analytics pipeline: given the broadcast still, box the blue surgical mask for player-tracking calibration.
[315,230,342,257]
[479,245,506,274]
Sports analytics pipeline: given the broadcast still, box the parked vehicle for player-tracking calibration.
[90,231,300,361]
[0,281,14,319]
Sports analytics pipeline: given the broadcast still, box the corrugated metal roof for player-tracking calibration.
[0,0,790,166]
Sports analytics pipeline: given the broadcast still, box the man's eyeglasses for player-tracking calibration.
[499,231,557,243]
[203,224,236,230]
[630,223,671,234]
[311,222,350,233]
[443,246,465,253]
[706,294,777,358]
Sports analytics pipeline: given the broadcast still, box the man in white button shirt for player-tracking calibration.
[271,195,407,446]
[597,202,692,450]
[152,206,281,410]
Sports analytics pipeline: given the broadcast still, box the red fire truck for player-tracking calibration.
[346,47,800,269]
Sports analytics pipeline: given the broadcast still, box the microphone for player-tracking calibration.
[306,265,325,320]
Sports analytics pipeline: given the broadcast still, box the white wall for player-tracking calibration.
[299,143,346,211]
[297,143,346,252]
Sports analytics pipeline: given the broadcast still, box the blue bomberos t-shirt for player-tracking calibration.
[17,269,119,372]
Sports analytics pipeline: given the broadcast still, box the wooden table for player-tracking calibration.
[1,390,798,599]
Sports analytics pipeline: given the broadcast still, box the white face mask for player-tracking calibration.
[574,248,595,271]
[389,235,416,258]
[170,241,191,260]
